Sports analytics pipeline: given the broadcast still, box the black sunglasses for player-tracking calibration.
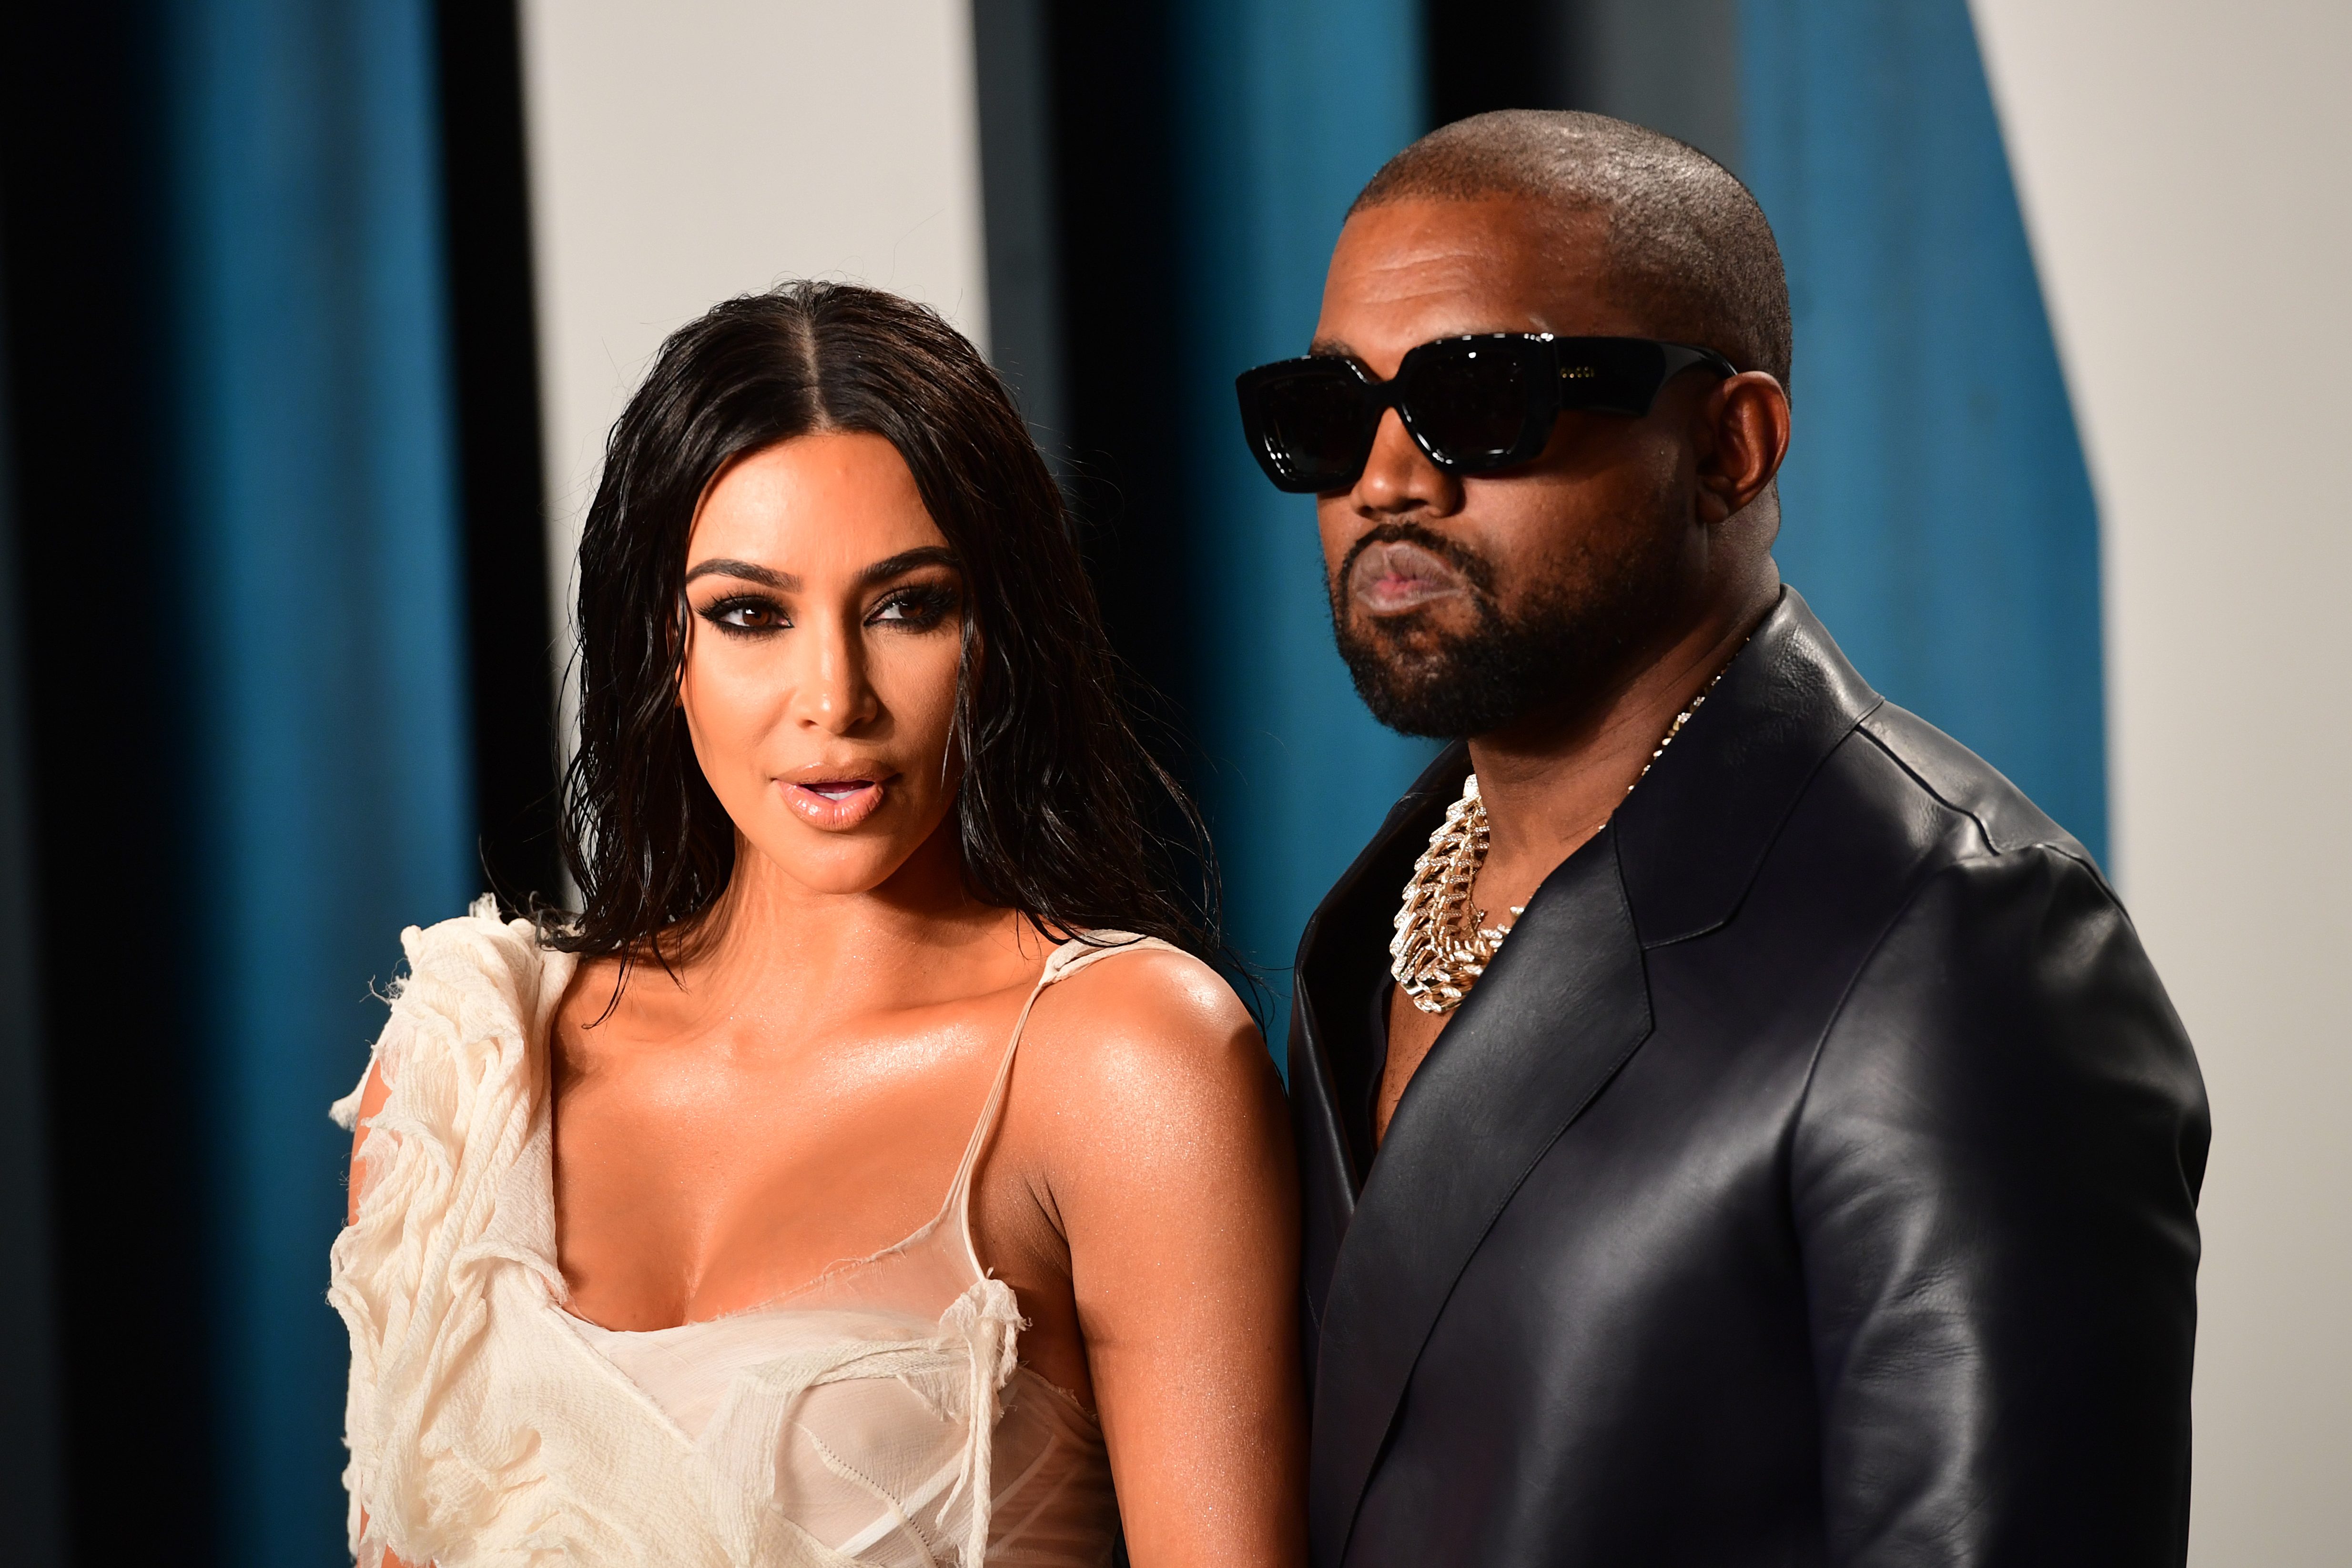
[1235,334,1738,494]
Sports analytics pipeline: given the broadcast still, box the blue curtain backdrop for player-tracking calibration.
[170,0,475,1558]
[1172,0,1441,1039]
[1740,0,2108,863]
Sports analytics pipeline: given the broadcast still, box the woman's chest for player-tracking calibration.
[551,1021,1001,1323]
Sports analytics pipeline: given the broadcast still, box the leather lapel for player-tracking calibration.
[1290,744,1468,1342]
[1307,826,1653,1559]
[1614,588,1882,944]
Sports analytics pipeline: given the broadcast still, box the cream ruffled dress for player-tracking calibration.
[329,901,1144,1567]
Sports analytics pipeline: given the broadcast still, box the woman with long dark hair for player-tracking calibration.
[329,283,1304,1568]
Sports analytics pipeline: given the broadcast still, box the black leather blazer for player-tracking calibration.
[1289,590,2209,1568]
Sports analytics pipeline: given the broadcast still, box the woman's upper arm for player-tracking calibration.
[345,1060,394,1227]
[345,1056,420,1564]
[1043,954,1307,1568]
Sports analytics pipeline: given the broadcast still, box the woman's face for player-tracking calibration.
[679,431,967,899]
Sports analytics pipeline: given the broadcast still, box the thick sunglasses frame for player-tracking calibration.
[1235,333,1738,494]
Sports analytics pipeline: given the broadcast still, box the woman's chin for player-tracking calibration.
[733,824,936,903]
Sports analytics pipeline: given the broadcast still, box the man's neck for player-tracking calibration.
[1465,580,1779,922]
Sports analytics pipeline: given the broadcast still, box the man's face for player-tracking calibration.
[1313,197,1713,739]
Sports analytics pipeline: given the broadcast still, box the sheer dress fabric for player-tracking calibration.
[329,901,1146,1567]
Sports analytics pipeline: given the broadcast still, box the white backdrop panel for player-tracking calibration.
[519,0,989,655]
[1969,3,2352,1561]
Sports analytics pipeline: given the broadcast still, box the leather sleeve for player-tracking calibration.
[1794,846,2209,1566]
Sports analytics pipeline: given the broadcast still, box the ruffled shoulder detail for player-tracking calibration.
[330,896,569,1133]
[327,897,581,1567]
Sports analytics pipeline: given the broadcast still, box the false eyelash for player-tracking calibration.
[869,582,959,629]
[698,594,790,636]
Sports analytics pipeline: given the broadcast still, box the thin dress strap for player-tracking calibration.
[947,931,1177,1273]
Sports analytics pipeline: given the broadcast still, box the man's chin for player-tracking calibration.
[1337,611,1601,739]
[1338,654,1484,739]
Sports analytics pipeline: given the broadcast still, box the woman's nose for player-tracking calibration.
[790,615,879,734]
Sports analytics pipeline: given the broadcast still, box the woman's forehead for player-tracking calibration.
[687,432,945,572]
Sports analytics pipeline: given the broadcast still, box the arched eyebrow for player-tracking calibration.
[684,557,795,590]
[681,546,958,592]
[855,546,958,586]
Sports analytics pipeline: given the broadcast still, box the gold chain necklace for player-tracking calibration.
[1389,663,1736,1014]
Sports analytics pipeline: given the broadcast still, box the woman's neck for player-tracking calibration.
[637,825,1045,1036]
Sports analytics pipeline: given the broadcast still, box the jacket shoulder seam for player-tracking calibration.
[1853,717,2104,875]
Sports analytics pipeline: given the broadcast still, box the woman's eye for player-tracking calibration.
[869,586,954,628]
[700,597,788,633]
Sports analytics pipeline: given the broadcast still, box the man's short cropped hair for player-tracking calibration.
[1351,110,1794,391]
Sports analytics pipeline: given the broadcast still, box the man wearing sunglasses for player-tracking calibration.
[1263,111,2206,1567]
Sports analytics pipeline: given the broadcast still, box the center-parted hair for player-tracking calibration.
[1352,110,1793,391]
[545,281,1218,968]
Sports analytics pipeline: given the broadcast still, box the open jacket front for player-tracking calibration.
[1289,590,2209,1568]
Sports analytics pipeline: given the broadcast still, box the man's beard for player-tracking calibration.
[1330,521,1680,740]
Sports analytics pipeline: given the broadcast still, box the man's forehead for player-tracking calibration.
[1313,197,1630,356]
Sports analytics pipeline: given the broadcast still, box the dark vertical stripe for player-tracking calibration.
[1041,1,1195,714]
[436,0,562,910]
[973,0,1071,460]
[1423,0,1741,166]
[1030,3,1247,1023]
[1560,0,1743,167]
[0,173,68,1568]
[0,4,221,1561]
[1426,0,1572,125]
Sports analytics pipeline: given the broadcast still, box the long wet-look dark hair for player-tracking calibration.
[541,281,1220,972]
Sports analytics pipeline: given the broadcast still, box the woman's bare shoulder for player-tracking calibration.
[1020,943,1276,1115]
[1003,941,1295,1284]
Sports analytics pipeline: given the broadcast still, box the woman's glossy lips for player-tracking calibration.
[782,775,891,830]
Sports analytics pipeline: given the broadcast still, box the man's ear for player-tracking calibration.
[1694,372,1791,525]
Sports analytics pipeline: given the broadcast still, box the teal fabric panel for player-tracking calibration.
[1171,0,1440,1037]
[1742,0,2109,863]
[168,0,475,1557]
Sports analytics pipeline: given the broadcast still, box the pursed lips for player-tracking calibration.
[1349,538,1471,615]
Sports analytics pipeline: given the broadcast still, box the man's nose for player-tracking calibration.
[1350,407,1462,517]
